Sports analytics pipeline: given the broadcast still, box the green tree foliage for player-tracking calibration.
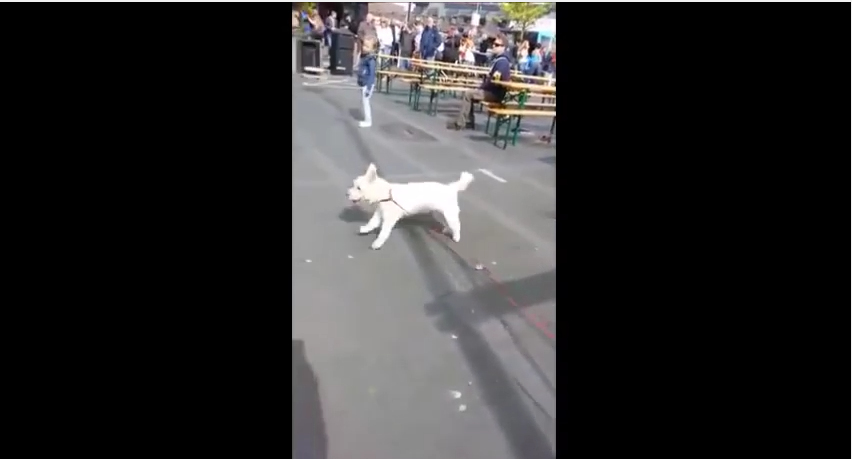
[292,2,316,12]
[498,2,552,35]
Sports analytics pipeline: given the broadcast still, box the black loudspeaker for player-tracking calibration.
[298,39,322,72]
[330,47,354,76]
[330,31,355,76]
[331,31,355,51]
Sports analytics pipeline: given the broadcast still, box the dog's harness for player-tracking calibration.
[379,189,409,214]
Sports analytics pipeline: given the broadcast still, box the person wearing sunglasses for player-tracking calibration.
[448,33,512,130]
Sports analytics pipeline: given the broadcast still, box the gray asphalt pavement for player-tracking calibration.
[292,75,556,459]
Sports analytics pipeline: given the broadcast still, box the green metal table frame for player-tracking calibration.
[485,88,557,149]
[409,65,440,112]
[486,89,530,150]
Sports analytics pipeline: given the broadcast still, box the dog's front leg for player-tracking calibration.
[371,211,401,250]
[359,209,382,234]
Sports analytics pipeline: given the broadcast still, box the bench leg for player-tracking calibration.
[492,116,505,146]
[502,117,513,150]
[427,90,436,115]
[511,116,523,146]
[492,118,500,146]
[408,84,415,106]
[485,111,493,133]
[386,77,393,94]
[550,116,556,134]
[413,86,422,111]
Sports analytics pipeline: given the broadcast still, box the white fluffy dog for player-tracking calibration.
[346,163,475,250]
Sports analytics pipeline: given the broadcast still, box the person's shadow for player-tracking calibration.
[293,340,328,459]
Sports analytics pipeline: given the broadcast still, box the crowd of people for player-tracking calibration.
[350,30,537,132]
[292,8,556,135]
[355,14,556,77]
[292,8,556,77]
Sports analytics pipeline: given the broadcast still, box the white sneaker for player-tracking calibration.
[358,121,372,128]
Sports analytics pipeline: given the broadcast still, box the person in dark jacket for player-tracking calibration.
[441,33,461,64]
[390,20,400,58]
[476,34,494,66]
[448,34,511,130]
[357,36,378,128]
[419,17,442,61]
[340,13,352,32]
[398,24,414,70]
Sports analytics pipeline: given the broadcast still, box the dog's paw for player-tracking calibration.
[359,225,374,234]
[370,240,384,250]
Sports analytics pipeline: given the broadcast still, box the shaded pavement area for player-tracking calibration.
[292,75,556,459]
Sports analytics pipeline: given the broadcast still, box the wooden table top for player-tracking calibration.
[376,54,557,84]
[414,63,491,75]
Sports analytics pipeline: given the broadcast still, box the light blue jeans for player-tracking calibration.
[361,85,374,124]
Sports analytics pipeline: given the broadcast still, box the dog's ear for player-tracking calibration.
[365,163,378,182]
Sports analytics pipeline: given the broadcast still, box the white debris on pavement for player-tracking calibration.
[491,261,497,265]
[347,255,354,259]
[451,334,457,339]
[458,404,467,412]
[305,259,312,263]
[474,263,484,270]
[450,390,462,399]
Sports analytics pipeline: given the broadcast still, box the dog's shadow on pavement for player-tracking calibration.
[538,156,556,167]
[424,269,556,333]
[293,340,328,459]
[338,205,447,232]
[402,228,555,459]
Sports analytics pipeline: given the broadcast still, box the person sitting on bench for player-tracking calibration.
[447,33,511,130]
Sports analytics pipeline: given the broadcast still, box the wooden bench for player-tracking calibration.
[484,106,557,150]
[417,83,475,115]
[376,70,419,93]
[437,81,481,88]
[480,100,556,119]
[437,77,482,85]
[398,78,422,106]
[532,93,557,104]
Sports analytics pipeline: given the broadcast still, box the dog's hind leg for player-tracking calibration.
[442,208,462,242]
[359,209,382,234]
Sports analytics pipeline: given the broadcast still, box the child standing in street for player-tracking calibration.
[357,36,378,128]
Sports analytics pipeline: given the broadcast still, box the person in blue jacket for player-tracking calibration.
[356,36,378,128]
[418,17,442,61]
[448,33,512,130]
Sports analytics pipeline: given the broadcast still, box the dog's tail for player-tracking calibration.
[452,171,475,192]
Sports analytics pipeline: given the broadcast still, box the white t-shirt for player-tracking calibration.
[377,26,394,49]
[463,48,475,64]
[414,31,422,51]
